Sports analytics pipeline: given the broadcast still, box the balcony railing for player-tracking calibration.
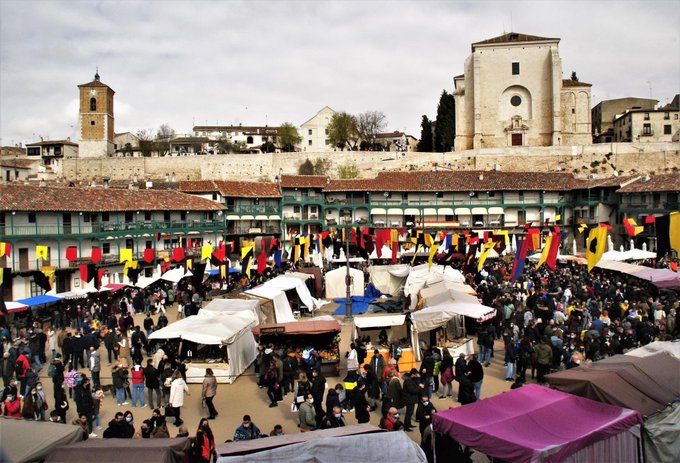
[225,205,279,214]
[0,220,226,238]
[282,194,323,202]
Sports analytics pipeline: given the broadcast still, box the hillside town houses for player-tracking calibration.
[1,31,679,302]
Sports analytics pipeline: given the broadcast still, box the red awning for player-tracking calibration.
[253,319,341,336]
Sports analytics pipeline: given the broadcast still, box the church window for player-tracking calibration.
[511,96,522,107]
[90,98,96,111]
[512,62,520,75]
[90,121,95,125]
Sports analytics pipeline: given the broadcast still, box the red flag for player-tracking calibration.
[172,247,185,262]
[212,245,226,262]
[546,231,561,270]
[65,246,78,262]
[257,249,267,274]
[79,264,88,283]
[2,242,10,257]
[599,222,613,231]
[91,247,101,263]
[645,215,656,224]
[143,248,155,263]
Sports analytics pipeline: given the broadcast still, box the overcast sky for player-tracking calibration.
[1,0,678,146]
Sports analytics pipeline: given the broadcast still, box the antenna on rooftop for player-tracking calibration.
[510,11,513,32]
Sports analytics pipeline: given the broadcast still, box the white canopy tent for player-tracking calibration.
[325,267,364,299]
[201,298,265,323]
[148,310,258,383]
[245,276,323,322]
[367,264,409,296]
[160,267,193,284]
[411,302,497,333]
[404,264,465,297]
[134,276,161,289]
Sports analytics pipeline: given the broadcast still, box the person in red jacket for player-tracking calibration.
[130,361,145,408]
[194,418,215,463]
[15,353,31,396]
[3,393,22,418]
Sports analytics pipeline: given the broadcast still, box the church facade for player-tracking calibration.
[453,33,592,151]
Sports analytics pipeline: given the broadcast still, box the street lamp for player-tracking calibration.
[342,218,353,322]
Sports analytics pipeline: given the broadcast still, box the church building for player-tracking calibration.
[453,33,592,151]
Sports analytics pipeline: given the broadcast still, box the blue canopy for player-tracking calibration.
[16,294,63,307]
[208,268,240,276]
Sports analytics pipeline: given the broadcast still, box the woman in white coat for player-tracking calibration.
[169,370,189,427]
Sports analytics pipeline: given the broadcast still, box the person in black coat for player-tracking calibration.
[415,394,437,435]
[53,382,70,424]
[310,369,326,427]
[402,369,420,432]
[325,385,341,414]
[353,381,371,424]
[457,370,476,405]
[103,412,127,438]
[73,376,95,434]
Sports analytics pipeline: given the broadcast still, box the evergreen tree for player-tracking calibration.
[417,115,433,152]
[434,90,456,152]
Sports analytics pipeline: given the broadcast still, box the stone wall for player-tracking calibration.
[60,142,679,182]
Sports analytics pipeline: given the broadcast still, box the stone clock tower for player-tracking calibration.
[77,71,115,157]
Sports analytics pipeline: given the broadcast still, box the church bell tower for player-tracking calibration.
[77,71,115,157]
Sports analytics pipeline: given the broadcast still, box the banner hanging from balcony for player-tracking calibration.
[33,269,51,291]
[586,226,608,272]
[123,260,138,276]
[0,242,10,257]
[120,248,132,263]
[91,247,102,264]
[477,241,496,271]
[143,248,155,264]
[201,245,213,261]
[65,246,78,263]
[172,247,185,263]
[241,242,254,277]
[655,212,680,260]
[36,245,48,260]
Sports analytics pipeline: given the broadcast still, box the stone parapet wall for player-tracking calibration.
[61,142,679,182]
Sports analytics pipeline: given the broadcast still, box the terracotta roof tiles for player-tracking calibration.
[0,184,224,212]
[616,174,680,193]
[473,32,559,48]
[214,181,280,198]
[280,175,329,189]
[562,79,592,88]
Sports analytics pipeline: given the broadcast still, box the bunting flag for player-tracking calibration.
[41,266,56,288]
[119,248,132,263]
[546,230,561,270]
[536,234,553,269]
[0,242,10,257]
[186,259,193,270]
[490,231,507,254]
[201,245,213,261]
[91,246,102,263]
[212,244,226,263]
[510,238,530,283]
[87,264,97,283]
[241,243,254,277]
[123,260,138,276]
[578,223,589,234]
[143,248,155,264]
[192,262,206,287]
[0,268,12,289]
[36,245,48,260]
[463,243,478,274]
[477,241,496,271]
[526,229,541,251]
[623,218,644,237]
[586,226,608,272]
[220,264,227,279]
[655,212,680,259]
[32,270,51,291]
[80,264,89,283]
[428,237,439,270]
[65,246,78,262]
[274,250,282,268]
[303,235,310,260]
[127,267,141,285]
[172,247,185,263]
[645,215,656,225]
[257,247,267,274]
[390,229,399,264]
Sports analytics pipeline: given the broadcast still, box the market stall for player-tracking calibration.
[246,275,323,321]
[410,281,494,360]
[366,264,409,296]
[325,266,364,299]
[252,319,341,377]
[353,313,418,372]
[149,310,258,384]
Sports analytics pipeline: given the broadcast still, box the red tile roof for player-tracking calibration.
[26,139,78,147]
[616,174,680,193]
[325,171,581,192]
[178,181,219,193]
[0,184,224,212]
[280,175,329,189]
[215,181,280,198]
[575,176,638,188]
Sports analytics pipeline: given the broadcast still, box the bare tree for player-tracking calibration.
[356,110,387,150]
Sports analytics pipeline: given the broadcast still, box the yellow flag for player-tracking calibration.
[40,266,56,287]
[186,259,193,270]
[586,227,607,272]
[477,241,496,271]
[123,260,138,276]
[201,245,213,261]
[120,248,133,263]
[578,223,589,234]
[428,239,439,270]
[670,212,680,254]
[536,235,553,269]
[555,214,561,222]
[220,264,227,279]
[36,245,48,260]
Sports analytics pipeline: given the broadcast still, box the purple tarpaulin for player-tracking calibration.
[630,268,680,289]
[432,384,642,463]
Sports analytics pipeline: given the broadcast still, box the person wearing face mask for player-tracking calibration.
[383,406,403,431]
[193,418,216,463]
[323,406,346,428]
[103,412,127,438]
[298,393,317,432]
[415,394,437,436]
[122,410,136,438]
[233,414,261,441]
[269,424,284,437]
[2,392,21,418]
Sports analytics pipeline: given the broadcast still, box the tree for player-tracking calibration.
[356,110,387,150]
[570,71,579,82]
[123,142,134,156]
[327,112,359,150]
[136,129,155,157]
[155,123,175,156]
[278,122,302,152]
[313,158,332,175]
[261,141,276,153]
[299,159,314,175]
[417,115,433,152]
[434,90,456,152]
[337,163,359,179]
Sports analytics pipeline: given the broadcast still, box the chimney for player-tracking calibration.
[103,177,110,189]
[165,173,170,182]
[171,172,176,182]
[479,173,484,181]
